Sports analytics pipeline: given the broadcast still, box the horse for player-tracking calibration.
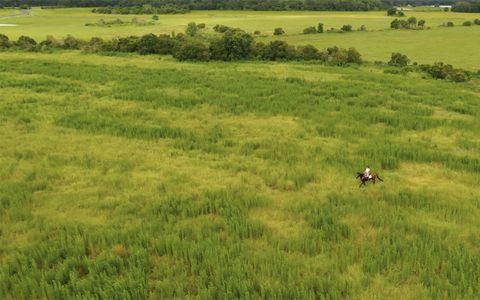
[356,171,383,187]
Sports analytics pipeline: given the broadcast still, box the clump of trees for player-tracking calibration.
[391,18,426,29]
[92,5,189,14]
[386,52,471,82]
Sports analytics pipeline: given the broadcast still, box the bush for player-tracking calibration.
[388,52,410,67]
[273,27,285,35]
[390,19,409,29]
[442,21,455,27]
[420,62,470,82]
[186,22,198,36]
[474,19,480,25]
[261,40,297,60]
[323,46,362,65]
[346,48,362,64]
[303,26,317,34]
[0,34,10,49]
[209,30,254,61]
[16,35,37,51]
[63,35,84,49]
[213,24,232,33]
[359,25,367,31]
[341,24,352,32]
[197,23,206,29]
[254,30,261,35]
[407,17,417,27]
[387,7,397,16]
[174,40,209,61]
[317,23,324,33]
[115,36,140,52]
[463,21,473,26]
[418,20,426,27]
[38,35,61,50]
[152,15,159,21]
[298,45,321,60]
[137,33,160,54]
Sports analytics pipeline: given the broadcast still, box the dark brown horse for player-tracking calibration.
[356,172,383,187]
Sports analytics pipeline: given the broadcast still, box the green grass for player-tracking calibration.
[1,8,480,68]
[0,51,479,298]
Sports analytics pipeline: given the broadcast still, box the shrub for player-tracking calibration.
[254,30,261,35]
[152,15,159,21]
[63,35,84,49]
[16,35,37,51]
[273,27,285,35]
[209,30,254,61]
[442,21,455,27]
[0,34,10,49]
[137,33,160,54]
[261,40,297,61]
[418,19,426,27]
[317,23,324,33]
[390,19,409,29]
[85,37,108,52]
[197,23,206,29]
[38,35,61,50]
[341,24,352,32]
[298,45,321,60]
[407,17,417,27]
[173,40,209,61]
[463,21,473,26]
[474,19,480,25]
[115,36,140,52]
[389,52,410,67]
[323,46,362,65]
[303,26,317,34]
[447,69,470,82]
[420,62,470,82]
[346,48,362,64]
[387,7,397,16]
[213,24,232,33]
[359,25,367,31]
[186,22,198,36]
[398,11,405,17]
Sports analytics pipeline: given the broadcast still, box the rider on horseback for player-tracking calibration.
[364,166,372,180]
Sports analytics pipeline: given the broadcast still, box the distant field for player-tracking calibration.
[0,51,479,298]
[0,8,479,68]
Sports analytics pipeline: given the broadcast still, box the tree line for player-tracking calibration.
[0,24,473,82]
[452,0,480,12]
[0,29,363,64]
[1,0,384,11]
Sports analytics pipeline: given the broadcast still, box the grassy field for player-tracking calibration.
[0,51,479,298]
[1,8,480,68]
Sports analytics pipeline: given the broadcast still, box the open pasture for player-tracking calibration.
[0,51,479,298]
[1,8,480,68]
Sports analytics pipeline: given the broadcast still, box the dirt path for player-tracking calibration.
[0,9,30,19]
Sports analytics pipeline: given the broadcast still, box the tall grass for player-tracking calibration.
[0,52,479,298]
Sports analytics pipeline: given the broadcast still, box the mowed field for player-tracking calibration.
[0,51,479,298]
[1,7,480,68]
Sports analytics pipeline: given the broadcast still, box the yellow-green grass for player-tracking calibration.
[0,8,20,16]
[0,51,479,298]
[1,8,480,68]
